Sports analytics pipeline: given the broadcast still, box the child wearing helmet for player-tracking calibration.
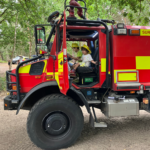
[67,43,82,68]
[68,43,82,60]
[72,43,82,59]
[73,44,97,70]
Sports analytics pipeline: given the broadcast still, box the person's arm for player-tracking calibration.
[73,57,80,60]
[91,60,97,65]
[88,54,97,65]
[76,58,82,61]
[68,53,80,60]
[67,53,73,58]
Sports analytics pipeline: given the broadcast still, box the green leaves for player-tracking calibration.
[0,0,150,62]
[109,0,150,25]
[0,76,6,92]
[0,0,58,60]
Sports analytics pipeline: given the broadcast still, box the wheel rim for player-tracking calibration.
[42,111,71,138]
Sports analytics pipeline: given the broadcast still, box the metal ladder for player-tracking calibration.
[88,100,107,128]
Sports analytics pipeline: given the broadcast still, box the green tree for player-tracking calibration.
[110,0,150,25]
[0,0,150,66]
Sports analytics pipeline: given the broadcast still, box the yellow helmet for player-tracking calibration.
[81,45,91,54]
[72,43,79,48]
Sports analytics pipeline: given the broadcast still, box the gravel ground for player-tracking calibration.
[1,63,150,150]
[1,93,150,150]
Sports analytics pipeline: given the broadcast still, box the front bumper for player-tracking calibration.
[4,96,19,110]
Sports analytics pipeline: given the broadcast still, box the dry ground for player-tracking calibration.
[0,63,17,77]
[1,63,150,150]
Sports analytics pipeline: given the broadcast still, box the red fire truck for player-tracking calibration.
[4,0,150,149]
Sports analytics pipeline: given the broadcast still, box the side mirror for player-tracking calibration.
[37,45,48,55]
[35,26,46,44]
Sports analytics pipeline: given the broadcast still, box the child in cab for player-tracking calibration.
[67,43,82,68]
[74,45,97,70]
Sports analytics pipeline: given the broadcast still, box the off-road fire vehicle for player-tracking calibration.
[4,0,150,149]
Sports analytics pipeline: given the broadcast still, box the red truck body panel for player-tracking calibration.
[111,25,150,91]
[10,23,150,94]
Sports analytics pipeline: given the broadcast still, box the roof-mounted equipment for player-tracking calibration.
[48,11,60,24]
[65,0,87,20]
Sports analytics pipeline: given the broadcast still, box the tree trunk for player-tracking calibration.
[10,12,18,70]
[0,51,4,60]
[29,34,32,58]
[6,48,9,61]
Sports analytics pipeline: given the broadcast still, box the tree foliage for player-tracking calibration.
[0,0,150,61]
[111,0,150,25]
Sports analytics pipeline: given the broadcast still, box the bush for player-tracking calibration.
[0,76,6,92]
[0,60,7,63]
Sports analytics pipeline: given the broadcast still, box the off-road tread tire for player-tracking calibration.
[27,94,84,150]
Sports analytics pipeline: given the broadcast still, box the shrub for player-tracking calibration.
[0,60,7,63]
[0,76,6,92]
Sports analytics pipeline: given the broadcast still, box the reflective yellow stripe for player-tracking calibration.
[58,60,63,72]
[55,74,62,89]
[101,58,106,72]
[47,72,53,75]
[56,52,63,90]
[58,51,63,60]
[47,51,64,90]
[47,72,61,88]
[19,65,31,73]
[47,72,59,75]
[140,29,150,36]
[136,56,150,69]
[118,73,137,81]
[19,60,47,74]
[43,60,47,73]
[114,70,136,83]
[58,52,63,73]
[101,59,110,74]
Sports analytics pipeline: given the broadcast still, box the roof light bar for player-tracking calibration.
[117,29,127,35]
[129,29,140,36]
[117,23,125,29]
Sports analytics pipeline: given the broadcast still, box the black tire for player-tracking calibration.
[27,94,84,150]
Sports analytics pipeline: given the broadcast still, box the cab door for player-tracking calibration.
[56,11,69,95]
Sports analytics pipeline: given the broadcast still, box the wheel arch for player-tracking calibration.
[16,83,91,115]
[67,86,91,114]
[16,81,59,114]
